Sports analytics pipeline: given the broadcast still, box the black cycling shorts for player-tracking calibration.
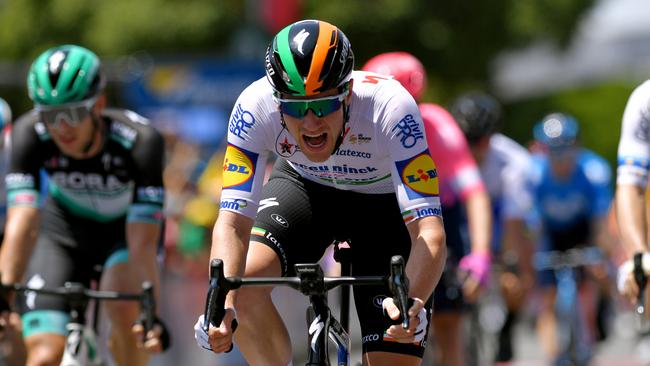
[251,159,432,357]
[18,199,128,336]
[433,202,470,313]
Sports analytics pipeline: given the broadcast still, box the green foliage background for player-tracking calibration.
[0,0,639,167]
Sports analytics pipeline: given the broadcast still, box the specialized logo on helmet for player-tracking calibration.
[294,29,310,55]
[222,144,257,192]
[395,150,439,199]
[48,51,66,75]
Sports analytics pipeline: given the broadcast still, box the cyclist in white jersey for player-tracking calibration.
[450,92,534,362]
[194,19,447,366]
[615,79,650,311]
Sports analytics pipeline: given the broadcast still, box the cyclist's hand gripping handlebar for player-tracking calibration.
[388,255,410,330]
[203,259,238,352]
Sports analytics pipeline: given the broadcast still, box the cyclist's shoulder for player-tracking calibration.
[577,149,612,185]
[351,70,412,106]
[488,134,532,168]
[103,108,163,151]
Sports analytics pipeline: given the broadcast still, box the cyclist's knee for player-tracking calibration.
[236,286,273,318]
[25,334,65,366]
[105,300,139,330]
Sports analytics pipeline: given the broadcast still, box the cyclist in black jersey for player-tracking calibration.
[0,45,169,365]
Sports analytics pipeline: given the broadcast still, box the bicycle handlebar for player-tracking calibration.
[203,255,411,332]
[533,246,604,271]
[0,280,156,334]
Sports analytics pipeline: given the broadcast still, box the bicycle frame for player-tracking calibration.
[203,255,410,366]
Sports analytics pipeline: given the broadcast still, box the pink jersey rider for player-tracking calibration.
[420,103,486,207]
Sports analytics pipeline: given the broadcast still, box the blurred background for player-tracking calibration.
[1,0,650,364]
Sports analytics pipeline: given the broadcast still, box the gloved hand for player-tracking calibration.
[133,315,171,352]
[459,251,491,287]
[617,252,650,303]
[194,314,213,351]
[194,310,238,353]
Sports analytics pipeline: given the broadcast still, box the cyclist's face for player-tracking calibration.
[280,85,352,163]
[549,146,578,179]
[43,95,105,159]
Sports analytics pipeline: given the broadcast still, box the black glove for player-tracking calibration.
[135,315,171,352]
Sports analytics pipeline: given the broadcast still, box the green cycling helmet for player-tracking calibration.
[27,44,104,106]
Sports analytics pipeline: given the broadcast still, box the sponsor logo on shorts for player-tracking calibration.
[222,144,257,192]
[395,150,439,199]
[392,114,424,149]
[251,227,288,274]
[271,213,289,228]
[362,333,380,343]
[373,295,387,309]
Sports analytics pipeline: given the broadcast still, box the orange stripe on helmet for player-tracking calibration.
[304,22,338,96]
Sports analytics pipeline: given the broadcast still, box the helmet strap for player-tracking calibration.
[331,102,350,154]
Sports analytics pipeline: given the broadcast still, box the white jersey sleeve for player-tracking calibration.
[371,77,442,224]
[219,79,275,218]
[617,79,650,187]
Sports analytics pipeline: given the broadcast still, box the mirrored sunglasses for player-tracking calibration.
[35,97,97,129]
[276,93,346,119]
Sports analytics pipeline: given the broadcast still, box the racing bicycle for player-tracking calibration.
[0,279,157,366]
[533,246,604,366]
[203,250,412,366]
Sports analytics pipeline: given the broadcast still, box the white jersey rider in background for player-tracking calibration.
[450,92,534,363]
[0,97,11,238]
[615,79,650,313]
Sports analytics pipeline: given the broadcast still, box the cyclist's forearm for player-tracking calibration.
[127,222,162,304]
[406,216,446,300]
[464,191,492,255]
[616,184,648,257]
[0,207,39,284]
[210,211,254,307]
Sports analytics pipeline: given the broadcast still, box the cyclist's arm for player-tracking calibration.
[616,184,647,256]
[465,190,492,255]
[127,123,165,303]
[210,210,254,308]
[0,115,43,285]
[0,206,39,284]
[406,215,446,301]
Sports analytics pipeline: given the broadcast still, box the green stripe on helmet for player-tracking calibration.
[276,26,305,96]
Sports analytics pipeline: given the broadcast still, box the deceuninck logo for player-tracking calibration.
[222,144,257,192]
[395,150,439,200]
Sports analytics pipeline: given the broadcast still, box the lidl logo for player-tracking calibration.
[222,144,257,192]
[395,150,439,199]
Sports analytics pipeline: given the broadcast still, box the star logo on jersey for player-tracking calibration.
[276,131,298,157]
[279,137,295,155]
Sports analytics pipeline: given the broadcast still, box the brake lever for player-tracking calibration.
[634,253,648,318]
[388,255,410,330]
